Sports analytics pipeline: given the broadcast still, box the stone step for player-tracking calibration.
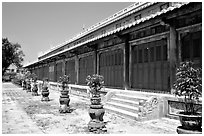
[115,93,149,102]
[104,105,139,120]
[106,101,139,113]
[110,97,140,107]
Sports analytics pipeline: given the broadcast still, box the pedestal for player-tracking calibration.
[32,84,38,96]
[22,81,26,90]
[88,96,107,133]
[41,87,49,101]
[26,82,31,92]
[59,89,71,113]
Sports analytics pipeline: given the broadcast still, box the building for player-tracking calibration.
[24,2,202,94]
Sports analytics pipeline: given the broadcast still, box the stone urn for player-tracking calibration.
[58,75,71,113]
[26,79,31,92]
[32,79,38,96]
[22,80,26,90]
[86,74,107,133]
[41,78,50,101]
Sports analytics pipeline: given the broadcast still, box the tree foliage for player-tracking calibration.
[86,74,104,95]
[173,61,202,114]
[2,38,25,75]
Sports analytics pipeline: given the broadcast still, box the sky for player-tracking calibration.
[2,1,134,65]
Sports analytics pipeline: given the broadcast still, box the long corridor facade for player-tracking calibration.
[25,2,202,94]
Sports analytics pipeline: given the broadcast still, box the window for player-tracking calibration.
[156,46,161,61]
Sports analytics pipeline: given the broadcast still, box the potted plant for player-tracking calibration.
[58,75,69,91]
[86,74,107,133]
[30,73,38,96]
[86,74,104,96]
[41,78,50,101]
[24,71,32,92]
[58,75,71,113]
[173,61,202,132]
[21,70,27,90]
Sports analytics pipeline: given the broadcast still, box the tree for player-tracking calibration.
[2,38,25,75]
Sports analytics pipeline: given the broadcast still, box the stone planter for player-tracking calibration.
[26,80,31,92]
[41,86,50,101]
[178,111,202,132]
[59,88,71,113]
[88,95,106,133]
[86,74,107,133]
[32,83,38,96]
[22,80,26,90]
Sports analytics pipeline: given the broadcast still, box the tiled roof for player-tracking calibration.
[40,2,155,57]
[24,2,189,67]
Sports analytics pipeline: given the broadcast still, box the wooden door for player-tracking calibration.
[131,39,169,92]
[56,62,62,82]
[99,49,123,88]
[65,59,76,84]
[79,55,94,85]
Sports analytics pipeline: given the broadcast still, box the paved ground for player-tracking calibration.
[2,82,180,134]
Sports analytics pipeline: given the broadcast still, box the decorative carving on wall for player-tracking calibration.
[138,96,159,118]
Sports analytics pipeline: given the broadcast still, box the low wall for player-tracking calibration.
[37,80,202,119]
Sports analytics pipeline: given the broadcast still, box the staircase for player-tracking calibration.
[103,90,165,121]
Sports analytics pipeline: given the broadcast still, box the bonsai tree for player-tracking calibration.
[86,74,104,96]
[86,74,107,133]
[41,78,50,101]
[58,75,71,113]
[58,75,69,90]
[173,61,202,115]
[30,73,38,96]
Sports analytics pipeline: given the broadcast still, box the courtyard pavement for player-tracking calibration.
[2,82,180,134]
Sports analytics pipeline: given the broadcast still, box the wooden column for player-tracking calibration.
[62,60,66,76]
[93,49,97,74]
[54,62,57,82]
[123,35,130,90]
[169,26,177,94]
[97,52,100,75]
[75,55,79,84]
[129,45,132,88]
